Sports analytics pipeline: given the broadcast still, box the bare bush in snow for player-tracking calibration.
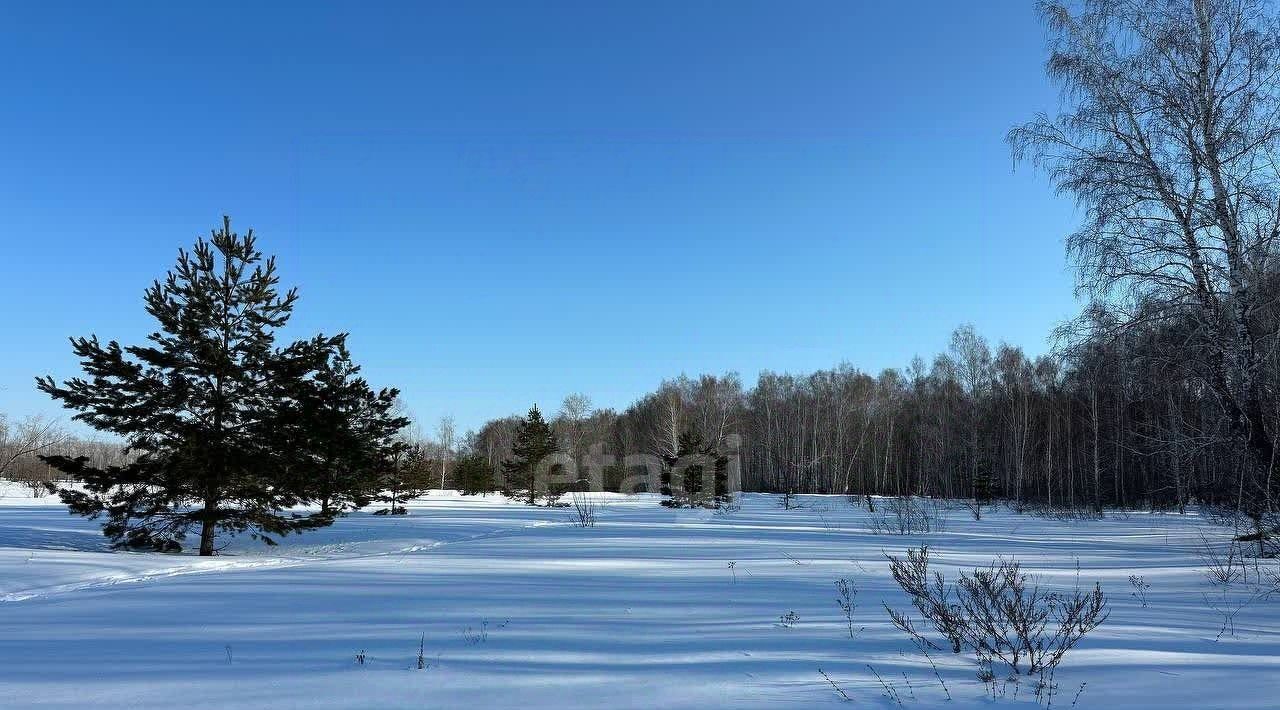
[570,491,596,528]
[869,495,947,535]
[834,577,862,639]
[884,546,1108,679]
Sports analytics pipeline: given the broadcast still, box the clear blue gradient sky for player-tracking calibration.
[0,1,1079,434]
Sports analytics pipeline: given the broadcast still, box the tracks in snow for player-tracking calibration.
[1,518,555,604]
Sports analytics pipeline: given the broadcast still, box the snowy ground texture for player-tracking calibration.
[3,484,1280,709]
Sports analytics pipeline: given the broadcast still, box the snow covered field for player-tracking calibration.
[2,485,1279,709]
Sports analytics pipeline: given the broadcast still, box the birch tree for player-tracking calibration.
[1010,0,1280,525]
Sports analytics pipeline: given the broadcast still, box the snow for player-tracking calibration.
[2,483,1279,708]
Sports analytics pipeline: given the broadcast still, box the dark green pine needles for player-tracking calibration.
[502,404,559,505]
[37,216,407,554]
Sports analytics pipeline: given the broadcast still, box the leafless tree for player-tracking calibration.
[556,393,593,460]
[1010,0,1280,527]
[950,325,993,515]
[0,414,67,482]
[435,416,455,490]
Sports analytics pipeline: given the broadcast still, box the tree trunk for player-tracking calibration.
[198,495,218,556]
[1091,385,1102,515]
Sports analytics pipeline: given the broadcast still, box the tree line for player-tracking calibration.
[0,414,128,495]
[472,308,1276,517]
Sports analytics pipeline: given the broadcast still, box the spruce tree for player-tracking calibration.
[370,441,430,515]
[502,404,558,505]
[661,427,728,509]
[455,451,496,496]
[971,465,997,521]
[36,217,365,554]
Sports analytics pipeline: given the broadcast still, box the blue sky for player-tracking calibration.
[0,1,1079,434]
